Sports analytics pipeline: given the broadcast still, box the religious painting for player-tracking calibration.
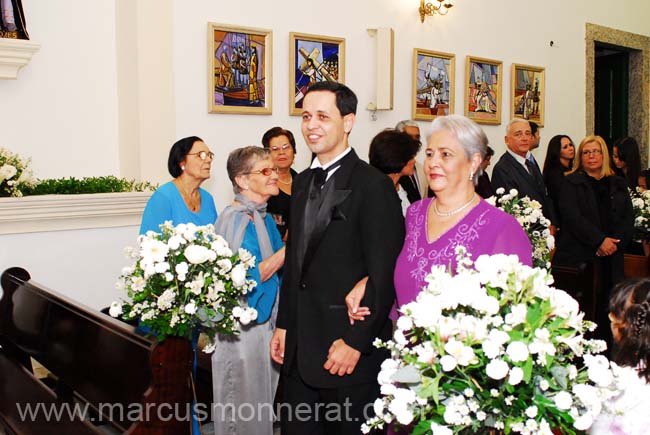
[289,32,345,116]
[464,56,503,125]
[412,48,455,121]
[0,0,29,39]
[208,23,272,115]
[511,64,545,126]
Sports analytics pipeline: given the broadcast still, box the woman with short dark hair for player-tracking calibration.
[368,129,420,215]
[261,126,298,239]
[139,136,217,234]
[542,134,575,227]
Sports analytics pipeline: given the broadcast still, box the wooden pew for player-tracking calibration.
[551,262,599,323]
[0,267,194,435]
[624,253,650,278]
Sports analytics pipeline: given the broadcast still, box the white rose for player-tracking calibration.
[396,315,413,332]
[440,355,457,372]
[573,413,593,431]
[430,423,453,435]
[217,258,233,272]
[211,236,233,257]
[506,341,530,362]
[184,244,213,264]
[175,262,189,276]
[167,235,185,250]
[231,264,247,288]
[525,406,538,418]
[486,359,509,380]
[184,300,197,315]
[108,301,122,317]
[495,187,505,195]
[553,391,572,410]
[508,366,524,385]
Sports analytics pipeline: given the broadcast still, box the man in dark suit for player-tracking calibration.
[492,118,558,233]
[270,82,404,434]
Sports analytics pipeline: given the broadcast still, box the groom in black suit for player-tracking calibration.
[491,118,558,233]
[270,82,404,434]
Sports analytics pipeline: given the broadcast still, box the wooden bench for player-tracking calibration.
[624,253,650,278]
[0,267,195,435]
[551,262,599,323]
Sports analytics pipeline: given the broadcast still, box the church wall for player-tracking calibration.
[1,0,649,306]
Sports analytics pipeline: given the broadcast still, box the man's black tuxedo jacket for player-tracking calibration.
[276,149,405,388]
[491,151,558,224]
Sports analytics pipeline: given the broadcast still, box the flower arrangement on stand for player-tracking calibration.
[0,147,36,197]
[363,247,620,435]
[110,221,258,352]
[629,187,650,243]
[486,188,554,269]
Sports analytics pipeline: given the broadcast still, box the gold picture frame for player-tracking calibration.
[464,56,503,125]
[511,63,545,126]
[289,32,345,116]
[208,23,272,115]
[412,48,455,121]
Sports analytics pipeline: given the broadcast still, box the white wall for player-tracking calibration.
[170,0,650,207]
[0,0,120,179]
[0,226,139,310]
[1,0,650,305]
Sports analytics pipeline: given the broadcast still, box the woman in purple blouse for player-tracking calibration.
[347,115,532,321]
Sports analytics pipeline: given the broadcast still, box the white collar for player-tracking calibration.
[310,147,352,170]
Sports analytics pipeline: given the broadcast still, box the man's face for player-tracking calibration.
[505,121,532,158]
[301,91,354,163]
[403,126,421,143]
[531,130,540,150]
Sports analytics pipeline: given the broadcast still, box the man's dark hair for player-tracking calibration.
[304,81,358,116]
[369,129,421,175]
[168,136,203,178]
[486,145,495,158]
[529,121,539,136]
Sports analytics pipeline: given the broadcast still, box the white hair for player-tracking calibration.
[395,120,419,132]
[429,114,488,185]
[505,118,530,135]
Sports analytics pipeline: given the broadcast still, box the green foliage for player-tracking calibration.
[21,176,157,195]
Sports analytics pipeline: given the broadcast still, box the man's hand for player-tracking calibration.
[345,276,370,325]
[270,328,286,365]
[597,237,620,257]
[323,339,361,376]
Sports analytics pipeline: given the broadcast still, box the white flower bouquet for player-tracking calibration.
[487,188,554,269]
[364,247,619,435]
[110,221,258,352]
[0,147,37,197]
[629,187,650,242]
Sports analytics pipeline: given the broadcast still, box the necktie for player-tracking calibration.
[311,161,343,189]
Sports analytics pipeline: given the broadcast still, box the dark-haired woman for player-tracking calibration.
[140,136,217,234]
[589,278,650,434]
[368,129,421,215]
[262,126,298,239]
[613,136,642,189]
[542,134,574,227]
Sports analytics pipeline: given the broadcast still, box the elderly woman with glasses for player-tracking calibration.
[140,136,218,234]
[553,135,633,346]
[212,146,285,435]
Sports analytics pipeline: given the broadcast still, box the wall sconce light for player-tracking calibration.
[419,0,453,22]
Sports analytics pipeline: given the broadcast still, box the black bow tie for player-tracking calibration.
[311,161,343,189]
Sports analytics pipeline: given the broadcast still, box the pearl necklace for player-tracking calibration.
[278,176,292,185]
[433,194,477,217]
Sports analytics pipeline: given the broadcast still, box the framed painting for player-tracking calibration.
[511,64,545,126]
[464,56,503,125]
[289,32,345,116]
[208,23,272,115]
[412,48,455,121]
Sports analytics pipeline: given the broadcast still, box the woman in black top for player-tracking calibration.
[542,134,574,227]
[552,135,633,346]
[262,126,298,240]
[612,136,642,189]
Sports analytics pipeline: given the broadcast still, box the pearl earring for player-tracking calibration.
[469,172,474,181]
[181,165,185,171]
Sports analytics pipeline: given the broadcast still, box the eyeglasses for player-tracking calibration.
[270,144,292,152]
[245,167,279,176]
[187,151,215,160]
[582,149,603,156]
